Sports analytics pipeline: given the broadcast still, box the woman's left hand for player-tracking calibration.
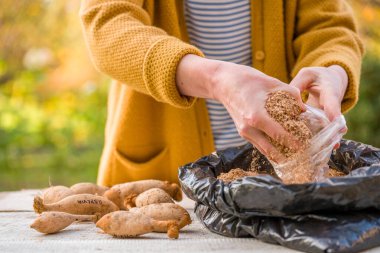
[290,65,348,122]
[290,65,348,149]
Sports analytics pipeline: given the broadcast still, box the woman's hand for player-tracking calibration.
[176,55,305,162]
[290,65,349,149]
[290,65,348,122]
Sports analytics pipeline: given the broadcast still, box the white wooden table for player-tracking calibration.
[0,190,378,253]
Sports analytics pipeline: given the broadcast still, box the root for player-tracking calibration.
[179,212,192,228]
[33,195,46,214]
[166,181,182,201]
[123,194,137,210]
[167,221,179,239]
[93,212,102,222]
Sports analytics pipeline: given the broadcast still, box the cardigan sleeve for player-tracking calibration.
[291,0,365,112]
[80,0,204,108]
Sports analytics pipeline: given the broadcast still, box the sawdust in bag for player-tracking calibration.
[270,104,347,184]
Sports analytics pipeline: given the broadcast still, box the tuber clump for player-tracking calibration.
[33,194,119,217]
[30,211,97,234]
[104,180,182,209]
[96,211,179,239]
[130,203,191,231]
[70,182,109,196]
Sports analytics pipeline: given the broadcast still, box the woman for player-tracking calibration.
[80,0,363,186]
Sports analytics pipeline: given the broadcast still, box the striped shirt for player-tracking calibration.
[184,0,251,150]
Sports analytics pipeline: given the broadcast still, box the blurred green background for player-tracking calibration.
[0,0,379,190]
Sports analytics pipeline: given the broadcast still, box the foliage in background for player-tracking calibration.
[345,0,380,147]
[345,54,380,146]
[0,0,379,190]
[0,0,108,190]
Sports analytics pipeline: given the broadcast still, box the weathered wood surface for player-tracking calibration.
[0,190,377,253]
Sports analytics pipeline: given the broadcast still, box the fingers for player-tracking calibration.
[265,76,306,111]
[283,85,306,111]
[323,100,341,122]
[334,124,347,150]
[249,111,302,151]
[289,68,316,92]
[289,69,320,112]
[320,88,342,122]
[239,112,302,162]
[242,127,286,163]
[334,121,347,150]
[290,67,345,122]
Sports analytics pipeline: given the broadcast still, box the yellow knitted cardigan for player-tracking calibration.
[80,0,364,186]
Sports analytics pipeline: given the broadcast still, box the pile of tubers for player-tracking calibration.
[31,180,191,239]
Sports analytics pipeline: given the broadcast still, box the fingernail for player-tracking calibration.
[299,102,306,111]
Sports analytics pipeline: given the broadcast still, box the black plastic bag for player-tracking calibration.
[179,140,380,217]
[195,203,380,253]
[178,139,380,253]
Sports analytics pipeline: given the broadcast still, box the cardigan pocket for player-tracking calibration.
[112,147,170,184]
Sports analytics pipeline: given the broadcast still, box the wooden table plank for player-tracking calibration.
[0,189,40,212]
[0,190,296,253]
[0,211,297,253]
[0,190,379,253]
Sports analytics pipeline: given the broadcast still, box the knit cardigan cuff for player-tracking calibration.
[143,36,205,109]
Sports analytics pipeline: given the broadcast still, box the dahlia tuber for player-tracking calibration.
[42,186,74,204]
[30,211,97,234]
[104,180,182,209]
[133,188,174,208]
[96,211,179,239]
[33,194,118,217]
[70,182,109,196]
[130,203,191,231]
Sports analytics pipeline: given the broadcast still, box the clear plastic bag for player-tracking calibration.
[270,105,347,184]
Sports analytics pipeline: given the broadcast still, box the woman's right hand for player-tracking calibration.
[176,55,305,162]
